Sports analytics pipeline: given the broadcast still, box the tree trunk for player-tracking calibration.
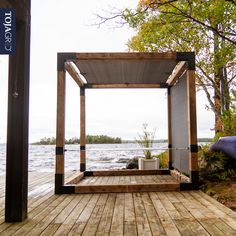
[214,80,223,134]
[213,25,223,134]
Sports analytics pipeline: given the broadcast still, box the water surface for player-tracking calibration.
[0,143,167,175]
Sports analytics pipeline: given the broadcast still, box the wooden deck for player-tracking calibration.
[71,173,180,193]
[1,172,236,235]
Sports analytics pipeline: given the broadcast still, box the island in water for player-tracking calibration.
[33,135,122,145]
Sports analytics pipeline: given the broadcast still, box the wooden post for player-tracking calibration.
[55,70,66,193]
[187,70,198,185]
[80,87,86,171]
[5,0,31,222]
[167,87,173,169]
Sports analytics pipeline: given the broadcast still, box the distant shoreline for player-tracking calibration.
[0,138,213,146]
[32,135,122,145]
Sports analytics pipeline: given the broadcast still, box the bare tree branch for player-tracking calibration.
[137,0,236,44]
[158,2,236,44]
[94,1,236,45]
[94,13,125,28]
[196,74,215,111]
[197,65,215,86]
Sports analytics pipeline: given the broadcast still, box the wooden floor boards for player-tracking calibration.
[77,174,177,185]
[0,172,236,235]
[74,174,180,193]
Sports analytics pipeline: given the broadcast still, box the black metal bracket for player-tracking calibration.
[167,87,171,95]
[80,163,86,172]
[55,174,75,194]
[80,87,85,96]
[189,144,198,153]
[180,182,199,190]
[180,170,199,190]
[57,52,77,71]
[169,161,174,170]
[84,83,93,89]
[56,146,64,155]
[84,171,94,176]
[160,83,169,88]
[176,52,195,70]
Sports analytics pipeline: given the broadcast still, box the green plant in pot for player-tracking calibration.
[136,123,156,159]
[136,123,159,170]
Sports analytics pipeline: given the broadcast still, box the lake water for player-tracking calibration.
[0,143,168,175]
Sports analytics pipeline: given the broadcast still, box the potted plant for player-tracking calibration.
[136,123,159,170]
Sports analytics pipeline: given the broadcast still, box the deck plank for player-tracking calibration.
[66,194,93,236]
[74,174,179,193]
[141,193,166,235]
[96,193,116,236]
[0,173,236,235]
[190,191,236,231]
[68,194,99,235]
[199,219,226,236]
[149,192,181,236]
[23,195,75,235]
[81,194,109,236]
[133,193,152,236]
[110,193,125,236]
[124,193,137,236]
[193,191,236,218]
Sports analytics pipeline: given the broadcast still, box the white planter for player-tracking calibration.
[138,158,159,170]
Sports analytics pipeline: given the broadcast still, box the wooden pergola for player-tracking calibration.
[56,52,199,194]
[0,0,198,220]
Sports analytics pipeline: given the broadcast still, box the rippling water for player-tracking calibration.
[0,143,167,175]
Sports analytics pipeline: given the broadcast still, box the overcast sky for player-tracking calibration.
[0,0,215,143]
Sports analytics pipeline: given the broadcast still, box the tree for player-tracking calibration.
[220,90,236,137]
[112,0,236,135]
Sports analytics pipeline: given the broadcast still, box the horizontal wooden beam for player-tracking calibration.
[74,183,179,193]
[76,52,177,60]
[65,62,85,87]
[85,83,168,89]
[166,61,187,86]
[65,172,84,185]
[85,169,170,176]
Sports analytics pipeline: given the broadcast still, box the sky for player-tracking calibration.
[0,0,215,143]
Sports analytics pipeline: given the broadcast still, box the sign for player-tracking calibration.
[0,8,16,54]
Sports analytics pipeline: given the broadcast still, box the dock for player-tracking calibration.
[1,172,236,235]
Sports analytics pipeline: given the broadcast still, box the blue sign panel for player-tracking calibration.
[0,8,16,54]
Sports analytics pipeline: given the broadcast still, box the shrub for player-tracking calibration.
[198,144,236,181]
[153,151,168,169]
[213,91,236,141]
[198,145,226,172]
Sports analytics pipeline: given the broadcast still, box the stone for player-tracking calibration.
[126,156,139,169]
